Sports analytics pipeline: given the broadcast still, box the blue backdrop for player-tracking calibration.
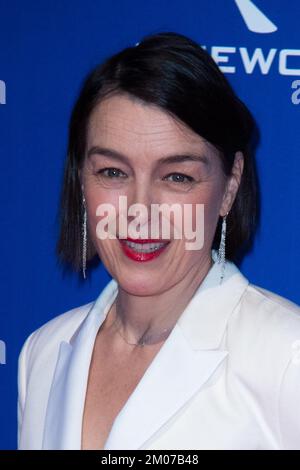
[0,0,299,449]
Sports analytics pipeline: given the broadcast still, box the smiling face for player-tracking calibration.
[80,93,243,295]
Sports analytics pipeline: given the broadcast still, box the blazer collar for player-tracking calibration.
[42,250,249,450]
[178,249,250,350]
[42,278,119,450]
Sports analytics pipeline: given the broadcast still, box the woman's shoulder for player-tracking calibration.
[242,281,300,328]
[228,281,300,448]
[19,299,95,366]
[229,280,300,372]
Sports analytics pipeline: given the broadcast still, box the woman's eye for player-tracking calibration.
[164,173,194,184]
[97,168,126,178]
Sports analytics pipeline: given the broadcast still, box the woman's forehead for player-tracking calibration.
[87,94,213,156]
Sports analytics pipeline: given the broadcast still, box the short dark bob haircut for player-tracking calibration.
[56,31,260,274]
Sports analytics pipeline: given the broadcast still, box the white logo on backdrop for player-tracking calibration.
[291,80,300,104]
[235,0,277,33]
[0,80,6,105]
[0,340,6,365]
[202,0,299,103]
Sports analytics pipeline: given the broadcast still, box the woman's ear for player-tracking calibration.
[220,151,244,216]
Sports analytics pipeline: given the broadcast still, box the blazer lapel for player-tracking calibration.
[42,278,119,450]
[41,340,74,449]
[103,325,228,450]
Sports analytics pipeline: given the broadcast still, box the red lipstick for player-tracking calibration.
[118,237,170,262]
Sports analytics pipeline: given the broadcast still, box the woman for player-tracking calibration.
[18,32,300,450]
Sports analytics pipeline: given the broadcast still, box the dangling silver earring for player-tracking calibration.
[218,211,229,284]
[82,194,87,279]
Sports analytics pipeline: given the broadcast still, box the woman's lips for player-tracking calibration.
[118,237,171,262]
[121,237,171,243]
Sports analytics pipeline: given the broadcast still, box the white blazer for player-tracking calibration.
[18,249,300,450]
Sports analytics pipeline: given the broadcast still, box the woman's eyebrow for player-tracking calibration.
[157,154,209,166]
[87,146,209,166]
[87,146,130,163]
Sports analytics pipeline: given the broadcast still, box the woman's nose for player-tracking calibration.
[127,180,155,209]
[125,181,158,235]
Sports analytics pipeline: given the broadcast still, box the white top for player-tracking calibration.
[18,249,300,449]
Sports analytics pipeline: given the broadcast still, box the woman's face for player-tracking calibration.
[80,93,243,295]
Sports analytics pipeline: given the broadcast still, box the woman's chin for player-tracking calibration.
[116,273,166,297]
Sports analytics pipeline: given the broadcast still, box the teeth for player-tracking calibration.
[122,241,168,253]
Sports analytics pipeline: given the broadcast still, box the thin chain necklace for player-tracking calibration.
[111,305,174,347]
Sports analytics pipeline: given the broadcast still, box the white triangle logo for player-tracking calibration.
[235,0,278,33]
